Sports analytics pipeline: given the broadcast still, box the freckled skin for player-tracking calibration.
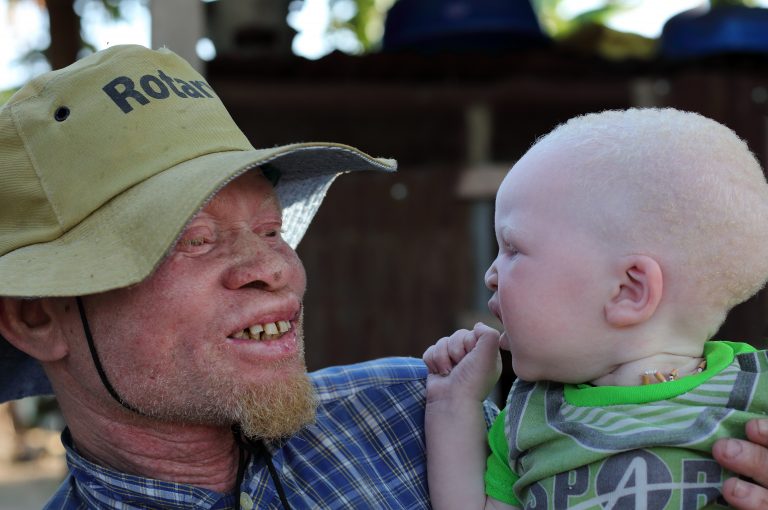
[68,171,308,420]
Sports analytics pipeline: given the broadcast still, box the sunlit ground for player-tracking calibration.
[0,401,66,509]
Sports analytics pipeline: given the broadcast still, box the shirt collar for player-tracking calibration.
[61,428,237,509]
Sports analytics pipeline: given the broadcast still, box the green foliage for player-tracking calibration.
[325,0,635,52]
[525,0,635,39]
[98,0,124,18]
[710,0,758,6]
[339,0,374,50]
[329,0,395,53]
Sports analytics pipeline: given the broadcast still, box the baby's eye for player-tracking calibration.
[503,243,519,257]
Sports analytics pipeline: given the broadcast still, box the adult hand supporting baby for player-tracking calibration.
[713,419,768,509]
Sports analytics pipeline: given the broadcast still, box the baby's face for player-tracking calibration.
[484,143,621,383]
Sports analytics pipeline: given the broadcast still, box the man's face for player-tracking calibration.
[79,171,315,438]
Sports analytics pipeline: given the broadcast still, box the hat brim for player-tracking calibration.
[0,142,395,298]
[0,142,395,402]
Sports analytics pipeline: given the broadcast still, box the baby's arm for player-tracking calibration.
[422,323,518,510]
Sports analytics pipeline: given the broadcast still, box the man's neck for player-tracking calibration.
[64,404,241,493]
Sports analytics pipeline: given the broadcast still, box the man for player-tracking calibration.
[0,45,766,509]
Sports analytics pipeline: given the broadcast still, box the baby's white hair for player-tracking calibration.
[532,108,768,333]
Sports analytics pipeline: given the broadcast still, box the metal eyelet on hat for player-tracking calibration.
[54,106,70,122]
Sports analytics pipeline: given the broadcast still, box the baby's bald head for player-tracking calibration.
[518,108,768,331]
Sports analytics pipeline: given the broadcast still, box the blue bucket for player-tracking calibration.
[661,6,768,59]
[382,0,549,52]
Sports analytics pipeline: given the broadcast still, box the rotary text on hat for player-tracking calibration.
[102,68,216,114]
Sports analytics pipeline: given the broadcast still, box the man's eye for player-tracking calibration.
[177,232,214,252]
[264,228,285,239]
[179,236,208,247]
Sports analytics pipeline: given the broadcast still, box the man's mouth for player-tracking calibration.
[229,321,292,341]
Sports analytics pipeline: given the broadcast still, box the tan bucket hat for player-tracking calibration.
[0,44,396,401]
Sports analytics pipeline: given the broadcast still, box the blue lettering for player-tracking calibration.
[157,70,186,98]
[139,75,170,99]
[102,70,216,113]
[190,80,214,98]
[554,466,589,508]
[102,76,149,114]
[681,459,722,509]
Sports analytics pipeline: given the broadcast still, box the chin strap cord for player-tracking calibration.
[78,298,291,507]
[232,425,291,510]
[76,296,144,415]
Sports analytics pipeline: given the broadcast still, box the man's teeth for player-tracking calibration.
[232,321,292,341]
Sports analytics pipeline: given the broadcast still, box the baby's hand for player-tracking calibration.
[422,323,502,403]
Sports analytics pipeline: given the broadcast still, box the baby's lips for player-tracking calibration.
[499,331,511,351]
[487,299,503,324]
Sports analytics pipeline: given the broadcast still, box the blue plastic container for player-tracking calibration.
[661,6,768,59]
[382,0,549,52]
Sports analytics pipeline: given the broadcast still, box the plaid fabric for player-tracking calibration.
[45,357,499,509]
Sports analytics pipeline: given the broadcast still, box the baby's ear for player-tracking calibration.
[604,255,663,328]
[0,298,69,362]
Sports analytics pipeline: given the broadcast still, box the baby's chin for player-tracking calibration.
[510,360,543,382]
[511,362,580,384]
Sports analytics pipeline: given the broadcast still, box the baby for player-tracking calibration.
[423,108,768,509]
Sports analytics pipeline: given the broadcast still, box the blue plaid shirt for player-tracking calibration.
[45,357,499,509]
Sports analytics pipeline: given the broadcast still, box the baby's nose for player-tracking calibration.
[484,264,497,290]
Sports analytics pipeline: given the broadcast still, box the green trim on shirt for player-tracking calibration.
[565,341,753,406]
[485,409,518,505]
[483,341,759,506]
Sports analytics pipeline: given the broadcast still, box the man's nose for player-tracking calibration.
[223,234,292,291]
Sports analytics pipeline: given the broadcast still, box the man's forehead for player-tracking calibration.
[195,171,282,219]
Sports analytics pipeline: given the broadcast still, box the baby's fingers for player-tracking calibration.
[423,336,456,375]
[423,330,477,375]
[473,322,500,341]
[448,330,476,366]
[463,323,501,375]
[422,344,440,374]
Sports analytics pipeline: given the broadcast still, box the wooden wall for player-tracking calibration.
[208,51,768,385]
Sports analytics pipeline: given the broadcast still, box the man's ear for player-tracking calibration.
[604,255,663,328]
[0,298,69,361]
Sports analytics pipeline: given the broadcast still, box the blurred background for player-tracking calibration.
[3,0,768,507]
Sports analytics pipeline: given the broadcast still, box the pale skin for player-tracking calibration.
[1,173,767,504]
[423,138,768,510]
[424,328,768,510]
[424,323,509,510]
[0,171,308,492]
